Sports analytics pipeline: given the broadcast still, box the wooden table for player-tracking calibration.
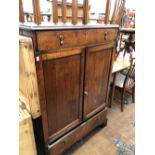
[119,27,135,33]
[112,59,130,73]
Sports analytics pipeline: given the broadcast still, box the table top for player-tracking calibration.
[19,23,119,31]
[119,27,135,33]
[112,59,130,73]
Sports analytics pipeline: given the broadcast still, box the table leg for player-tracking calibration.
[110,73,117,108]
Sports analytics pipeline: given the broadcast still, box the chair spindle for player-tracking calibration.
[19,0,25,23]
[32,0,41,25]
[105,0,111,24]
[62,0,67,23]
[83,0,89,24]
[53,0,58,24]
[72,0,78,25]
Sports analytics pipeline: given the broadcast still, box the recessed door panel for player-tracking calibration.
[42,49,84,142]
[84,44,113,119]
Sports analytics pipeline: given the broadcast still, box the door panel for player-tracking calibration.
[84,44,113,119]
[42,49,84,142]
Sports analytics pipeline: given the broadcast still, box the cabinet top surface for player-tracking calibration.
[19,23,119,31]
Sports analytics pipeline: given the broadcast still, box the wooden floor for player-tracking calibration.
[64,93,135,155]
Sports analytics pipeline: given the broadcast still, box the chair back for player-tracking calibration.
[124,58,135,88]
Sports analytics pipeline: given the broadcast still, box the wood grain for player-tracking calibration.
[19,0,24,23]
[19,100,37,155]
[62,0,67,23]
[35,59,49,144]
[111,0,118,23]
[72,0,78,24]
[83,44,113,119]
[105,0,111,24]
[19,25,118,154]
[32,0,41,24]
[48,108,107,155]
[19,36,41,118]
[42,50,84,142]
[41,49,82,60]
[83,0,89,24]
[105,44,115,106]
[36,30,86,51]
[86,29,117,44]
[36,29,117,51]
[53,0,58,23]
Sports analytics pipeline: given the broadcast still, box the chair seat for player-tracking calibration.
[115,73,126,88]
[121,68,128,75]
[115,73,134,88]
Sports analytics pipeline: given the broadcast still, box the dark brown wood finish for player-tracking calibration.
[86,29,117,45]
[36,30,86,51]
[19,24,118,154]
[105,44,116,105]
[83,43,113,119]
[36,29,117,51]
[83,0,89,24]
[41,49,84,143]
[19,29,39,56]
[19,0,24,23]
[52,0,58,23]
[62,0,67,23]
[32,0,41,25]
[48,108,107,155]
[35,58,49,144]
[105,0,111,24]
[72,0,78,24]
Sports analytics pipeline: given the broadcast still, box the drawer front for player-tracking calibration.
[37,30,86,51]
[37,31,58,51]
[86,29,117,44]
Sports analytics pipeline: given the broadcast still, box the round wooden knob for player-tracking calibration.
[84,91,89,96]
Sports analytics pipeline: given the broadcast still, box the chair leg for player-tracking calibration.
[110,73,117,108]
[132,86,135,103]
[121,88,125,112]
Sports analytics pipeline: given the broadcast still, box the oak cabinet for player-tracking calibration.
[19,25,118,154]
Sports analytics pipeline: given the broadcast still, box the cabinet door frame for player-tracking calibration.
[35,48,85,144]
[83,42,115,119]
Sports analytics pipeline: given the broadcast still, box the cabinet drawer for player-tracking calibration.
[37,30,86,51]
[86,29,117,44]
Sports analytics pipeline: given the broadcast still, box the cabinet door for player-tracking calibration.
[83,43,114,119]
[39,49,84,143]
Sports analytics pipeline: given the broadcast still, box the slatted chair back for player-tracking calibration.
[19,0,89,25]
[19,0,112,25]
[111,0,125,25]
[124,58,135,89]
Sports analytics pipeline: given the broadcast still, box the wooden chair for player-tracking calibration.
[110,58,135,112]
